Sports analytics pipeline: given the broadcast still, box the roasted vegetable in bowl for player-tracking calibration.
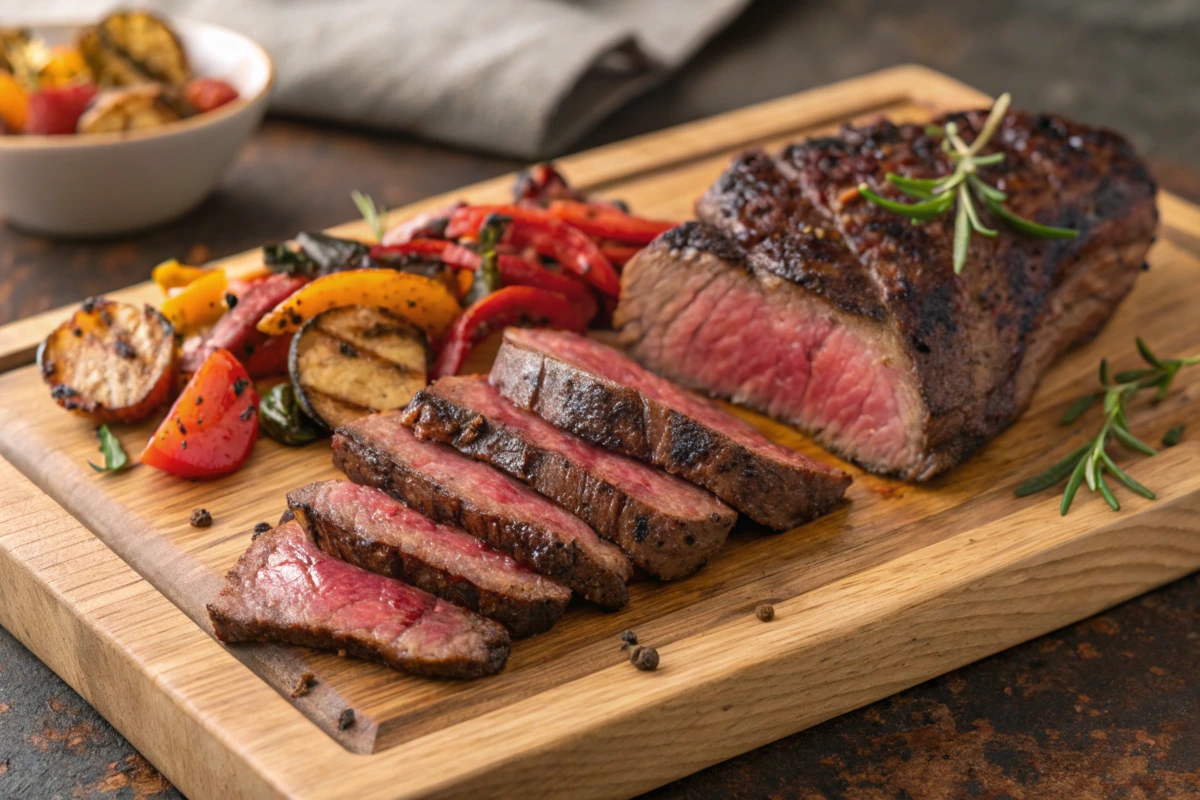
[38,297,176,423]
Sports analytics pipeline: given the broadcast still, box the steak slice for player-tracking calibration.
[333,412,632,608]
[490,328,850,530]
[403,376,736,580]
[618,110,1157,479]
[287,480,571,638]
[206,520,510,679]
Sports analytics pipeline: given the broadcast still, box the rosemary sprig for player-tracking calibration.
[88,424,128,473]
[351,191,388,242]
[1016,338,1200,515]
[857,93,1079,274]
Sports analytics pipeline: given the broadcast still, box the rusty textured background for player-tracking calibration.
[1,1,1198,798]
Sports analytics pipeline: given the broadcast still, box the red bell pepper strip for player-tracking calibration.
[598,242,642,268]
[432,287,587,378]
[141,348,260,479]
[370,239,479,269]
[545,200,675,245]
[445,205,621,298]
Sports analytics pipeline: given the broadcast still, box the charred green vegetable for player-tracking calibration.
[259,383,324,446]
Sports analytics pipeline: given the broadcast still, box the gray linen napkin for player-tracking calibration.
[25,0,751,157]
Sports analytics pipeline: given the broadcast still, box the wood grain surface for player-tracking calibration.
[1,66,1199,799]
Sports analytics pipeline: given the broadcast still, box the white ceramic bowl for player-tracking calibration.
[0,18,273,237]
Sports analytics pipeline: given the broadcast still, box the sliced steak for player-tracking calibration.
[206,520,510,679]
[617,111,1157,479]
[287,480,571,637]
[490,328,850,530]
[403,376,736,580]
[333,412,632,608]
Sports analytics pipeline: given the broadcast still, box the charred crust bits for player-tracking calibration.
[81,296,100,313]
[240,405,257,422]
[278,509,296,525]
[252,522,272,538]
[176,418,187,436]
[668,414,714,468]
[190,508,213,528]
[756,603,775,622]
[620,630,638,649]
[289,671,314,698]
[233,377,250,397]
[630,645,659,671]
[457,415,486,446]
[633,517,650,543]
[338,341,359,358]
[50,384,79,400]
[337,708,356,730]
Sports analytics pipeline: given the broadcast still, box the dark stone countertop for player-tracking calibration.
[1,1,1197,797]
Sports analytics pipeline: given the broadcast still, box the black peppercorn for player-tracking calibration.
[756,603,775,622]
[189,508,212,528]
[338,708,356,730]
[253,522,272,538]
[630,645,659,671]
[620,630,638,649]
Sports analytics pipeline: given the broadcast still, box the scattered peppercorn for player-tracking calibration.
[253,522,272,538]
[756,603,775,622]
[240,405,257,421]
[630,645,659,671]
[620,630,638,649]
[190,508,212,528]
[1163,424,1185,447]
[233,377,249,397]
[338,708,355,730]
[289,671,314,698]
[114,340,136,359]
[224,292,238,310]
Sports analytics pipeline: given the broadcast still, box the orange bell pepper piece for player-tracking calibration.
[160,268,228,336]
[0,72,28,132]
[255,268,462,341]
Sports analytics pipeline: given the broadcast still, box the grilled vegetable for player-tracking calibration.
[432,286,585,378]
[38,298,176,423]
[78,26,152,87]
[263,232,372,278]
[0,72,27,132]
[256,268,461,341]
[141,348,259,479]
[77,85,179,134]
[96,11,190,86]
[259,383,324,446]
[25,83,97,135]
[183,77,237,113]
[152,259,210,293]
[289,305,429,430]
[545,201,675,245]
[159,267,227,336]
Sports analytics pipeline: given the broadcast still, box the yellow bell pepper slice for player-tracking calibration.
[152,259,212,294]
[256,269,461,341]
[39,47,90,87]
[160,268,228,336]
[0,73,28,133]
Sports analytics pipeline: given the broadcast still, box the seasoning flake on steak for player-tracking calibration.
[403,376,737,579]
[616,110,1157,479]
[287,480,571,637]
[490,328,850,530]
[206,521,510,679]
[333,412,633,608]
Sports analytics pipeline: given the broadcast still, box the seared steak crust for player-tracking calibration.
[491,328,851,530]
[207,521,510,679]
[287,481,570,637]
[333,412,632,608]
[403,376,736,579]
[620,109,1157,479]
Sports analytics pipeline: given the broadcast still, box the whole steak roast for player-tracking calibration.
[616,110,1158,480]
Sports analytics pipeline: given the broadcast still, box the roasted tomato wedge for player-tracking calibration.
[141,348,259,479]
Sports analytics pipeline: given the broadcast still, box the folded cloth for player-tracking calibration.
[32,0,751,158]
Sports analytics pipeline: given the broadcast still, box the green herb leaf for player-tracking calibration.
[1014,443,1088,496]
[1060,393,1097,425]
[952,191,970,274]
[88,424,128,472]
[1060,455,1088,516]
[1135,337,1161,367]
[351,191,388,242]
[1162,424,1185,447]
[983,198,1079,240]
[857,185,954,218]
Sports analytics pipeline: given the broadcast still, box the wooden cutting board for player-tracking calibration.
[1,65,1199,800]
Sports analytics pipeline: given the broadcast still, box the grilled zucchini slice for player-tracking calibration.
[38,298,176,423]
[288,306,429,430]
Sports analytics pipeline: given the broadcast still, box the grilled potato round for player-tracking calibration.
[288,306,429,430]
[38,298,177,423]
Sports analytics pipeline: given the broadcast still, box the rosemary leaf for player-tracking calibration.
[960,184,997,236]
[983,198,1079,240]
[1014,443,1089,496]
[856,185,953,218]
[1110,423,1157,456]
[351,191,387,242]
[970,152,1006,166]
[1135,337,1161,367]
[967,175,1007,202]
[1113,368,1151,384]
[953,193,970,274]
[1060,393,1097,425]
[1162,424,1185,447]
[1096,472,1120,511]
[1060,456,1088,516]
[1099,450,1156,499]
